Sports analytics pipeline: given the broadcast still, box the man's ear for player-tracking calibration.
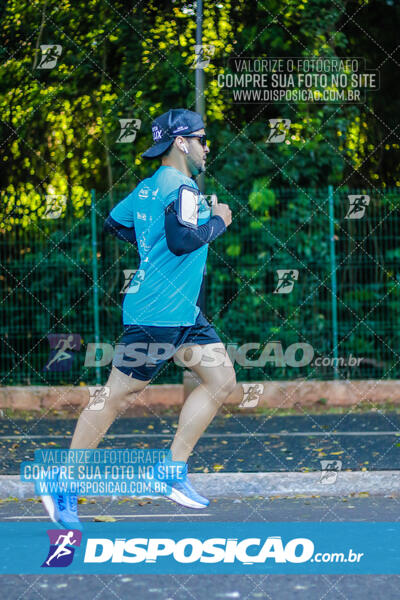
[176,136,189,154]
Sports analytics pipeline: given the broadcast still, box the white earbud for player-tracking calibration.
[181,144,189,154]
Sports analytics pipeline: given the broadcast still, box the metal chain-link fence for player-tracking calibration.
[1,187,399,385]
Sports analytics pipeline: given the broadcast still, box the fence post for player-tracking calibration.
[91,189,101,385]
[328,185,339,379]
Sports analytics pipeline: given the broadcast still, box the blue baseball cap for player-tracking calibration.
[142,108,205,158]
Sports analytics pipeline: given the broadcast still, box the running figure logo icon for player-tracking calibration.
[201,194,218,208]
[319,460,342,485]
[116,119,142,143]
[239,383,264,408]
[41,529,82,568]
[345,195,370,219]
[86,386,110,411]
[120,269,146,294]
[43,334,81,372]
[274,270,299,294]
[191,44,215,69]
[266,119,291,143]
[37,45,62,69]
[43,195,66,219]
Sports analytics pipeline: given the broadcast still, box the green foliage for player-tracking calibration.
[1,0,400,383]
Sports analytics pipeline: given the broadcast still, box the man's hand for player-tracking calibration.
[212,197,232,228]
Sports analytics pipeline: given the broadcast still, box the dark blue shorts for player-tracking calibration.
[113,311,222,381]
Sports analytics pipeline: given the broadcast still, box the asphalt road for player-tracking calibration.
[1,413,400,474]
[1,494,400,521]
[2,413,400,597]
[2,572,398,600]
[0,496,400,599]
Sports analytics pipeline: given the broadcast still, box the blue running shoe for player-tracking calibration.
[41,492,82,530]
[167,476,209,509]
[156,462,209,509]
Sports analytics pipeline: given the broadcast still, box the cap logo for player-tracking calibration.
[172,125,189,134]
[152,125,163,141]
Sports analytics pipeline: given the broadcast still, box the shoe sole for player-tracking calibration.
[167,487,209,509]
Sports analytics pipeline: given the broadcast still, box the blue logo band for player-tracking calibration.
[1,522,399,574]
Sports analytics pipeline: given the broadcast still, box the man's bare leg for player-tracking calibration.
[41,367,149,527]
[170,343,236,463]
[70,366,150,449]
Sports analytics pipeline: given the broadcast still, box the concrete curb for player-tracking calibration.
[2,380,400,411]
[1,471,400,499]
[195,471,400,497]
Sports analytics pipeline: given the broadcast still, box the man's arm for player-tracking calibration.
[103,214,137,246]
[165,202,226,256]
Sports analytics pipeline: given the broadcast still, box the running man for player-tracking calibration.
[45,531,77,566]
[44,334,77,371]
[42,108,236,527]
[275,270,297,293]
[346,195,369,218]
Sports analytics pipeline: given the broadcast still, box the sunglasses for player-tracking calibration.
[181,134,208,148]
